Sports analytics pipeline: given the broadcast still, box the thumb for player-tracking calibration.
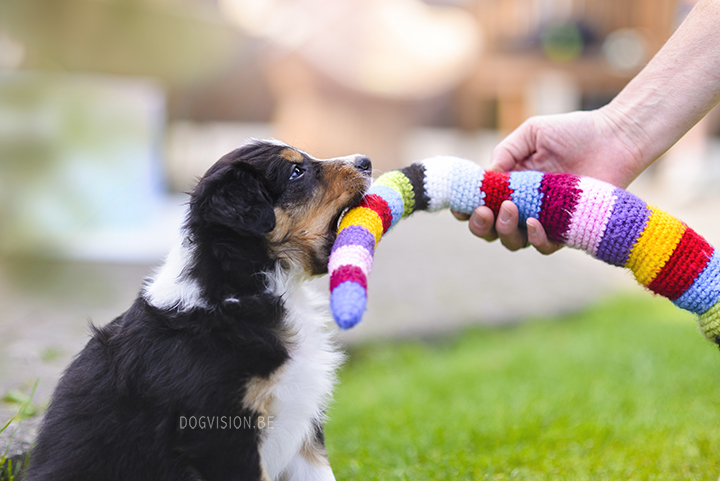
[490,121,537,172]
[490,145,518,173]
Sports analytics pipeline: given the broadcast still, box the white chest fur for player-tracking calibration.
[260,274,344,480]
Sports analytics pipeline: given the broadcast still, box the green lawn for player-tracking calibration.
[326,294,720,480]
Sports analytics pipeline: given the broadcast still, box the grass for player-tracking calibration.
[0,380,37,481]
[326,294,720,480]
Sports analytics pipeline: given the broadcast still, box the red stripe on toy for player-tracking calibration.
[481,172,513,217]
[538,173,582,244]
[647,228,714,300]
[359,194,393,234]
[330,265,367,291]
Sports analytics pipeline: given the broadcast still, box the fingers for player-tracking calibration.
[466,203,525,250]
[494,202,527,251]
[467,206,498,242]
[462,202,563,256]
[451,210,470,221]
[466,203,527,251]
[526,218,563,255]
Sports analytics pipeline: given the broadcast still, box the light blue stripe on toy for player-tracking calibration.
[674,250,720,314]
[330,281,368,329]
[371,184,405,228]
[450,160,484,215]
[509,171,544,225]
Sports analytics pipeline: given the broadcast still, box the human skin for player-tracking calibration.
[456,0,720,254]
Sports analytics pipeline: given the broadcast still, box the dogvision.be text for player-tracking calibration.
[178,415,275,430]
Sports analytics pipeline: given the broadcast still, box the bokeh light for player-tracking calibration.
[219,0,482,99]
[541,22,584,63]
[603,28,649,73]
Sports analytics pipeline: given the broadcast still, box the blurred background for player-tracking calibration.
[1,0,720,420]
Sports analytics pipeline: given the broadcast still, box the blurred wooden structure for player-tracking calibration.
[265,53,412,170]
[457,0,679,132]
[262,0,480,171]
[264,0,681,168]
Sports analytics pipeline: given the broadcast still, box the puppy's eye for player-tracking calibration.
[289,166,305,181]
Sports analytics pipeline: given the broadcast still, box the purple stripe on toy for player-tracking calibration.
[331,225,376,255]
[538,173,582,243]
[595,188,651,267]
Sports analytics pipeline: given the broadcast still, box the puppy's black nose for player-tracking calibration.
[355,156,372,172]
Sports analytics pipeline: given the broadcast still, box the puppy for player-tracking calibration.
[25,140,372,481]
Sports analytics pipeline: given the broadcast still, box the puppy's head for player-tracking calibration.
[188,140,372,275]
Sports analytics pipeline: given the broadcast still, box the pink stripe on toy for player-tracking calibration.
[328,244,374,277]
[565,178,617,253]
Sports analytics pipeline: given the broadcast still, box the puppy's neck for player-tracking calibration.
[144,226,281,311]
[143,233,208,312]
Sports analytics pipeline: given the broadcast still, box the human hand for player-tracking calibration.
[454,201,561,254]
[455,108,647,254]
[489,109,644,187]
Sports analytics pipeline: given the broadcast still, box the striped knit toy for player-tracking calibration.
[328,155,720,347]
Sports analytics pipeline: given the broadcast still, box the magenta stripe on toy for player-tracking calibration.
[538,173,582,243]
[329,264,367,291]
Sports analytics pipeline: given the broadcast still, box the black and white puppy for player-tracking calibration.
[25,140,372,481]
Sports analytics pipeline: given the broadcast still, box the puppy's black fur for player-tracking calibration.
[25,140,371,481]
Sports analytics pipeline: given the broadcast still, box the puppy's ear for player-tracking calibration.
[194,163,276,236]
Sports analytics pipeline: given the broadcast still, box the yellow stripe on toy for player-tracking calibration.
[626,206,686,286]
[338,206,384,245]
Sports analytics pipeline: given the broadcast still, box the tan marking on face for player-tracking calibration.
[268,205,331,274]
[267,160,369,275]
[280,147,303,164]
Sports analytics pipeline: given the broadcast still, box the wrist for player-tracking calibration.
[594,103,655,186]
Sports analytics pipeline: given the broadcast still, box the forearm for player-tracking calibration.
[601,0,720,171]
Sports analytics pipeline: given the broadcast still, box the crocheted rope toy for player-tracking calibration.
[328,155,720,347]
